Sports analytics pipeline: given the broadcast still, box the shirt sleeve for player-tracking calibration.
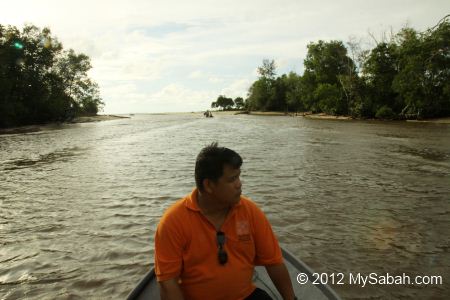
[250,202,283,266]
[154,209,185,282]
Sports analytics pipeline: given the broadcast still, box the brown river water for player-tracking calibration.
[0,114,449,299]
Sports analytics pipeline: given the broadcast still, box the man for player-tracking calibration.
[155,143,296,300]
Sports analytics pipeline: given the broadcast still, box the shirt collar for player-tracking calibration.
[185,188,201,211]
[185,188,242,212]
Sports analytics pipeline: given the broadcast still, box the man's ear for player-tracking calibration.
[203,178,214,194]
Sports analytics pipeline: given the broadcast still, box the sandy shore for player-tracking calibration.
[213,111,351,118]
[300,114,450,123]
[301,113,352,120]
[211,111,450,124]
[0,115,128,135]
[211,110,287,116]
[406,118,450,124]
[69,114,129,123]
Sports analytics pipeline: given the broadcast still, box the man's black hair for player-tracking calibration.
[195,142,242,191]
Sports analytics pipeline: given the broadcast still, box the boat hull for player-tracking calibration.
[127,248,341,300]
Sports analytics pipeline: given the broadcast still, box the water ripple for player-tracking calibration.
[0,114,449,299]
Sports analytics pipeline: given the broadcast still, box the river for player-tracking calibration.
[1,114,449,299]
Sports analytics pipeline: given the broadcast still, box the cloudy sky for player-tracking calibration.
[2,0,449,114]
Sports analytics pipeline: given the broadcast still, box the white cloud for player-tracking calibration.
[188,71,205,79]
[220,78,253,99]
[145,84,217,112]
[101,83,147,105]
[3,0,449,113]
[99,82,149,114]
[208,77,224,84]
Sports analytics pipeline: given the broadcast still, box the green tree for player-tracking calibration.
[303,40,356,114]
[0,24,64,126]
[314,83,342,115]
[257,59,276,80]
[304,40,355,86]
[361,42,400,117]
[56,49,98,115]
[0,25,24,126]
[218,17,450,120]
[375,105,396,119]
[299,71,318,112]
[268,75,288,111]
[77,79,104,115]
[246,78,274,111]
[0,23,103,128]
[284,72,304,112]
[246,59,277,111]
[234,97,244,110]
[214,95,234,110]
[392,20,450,118]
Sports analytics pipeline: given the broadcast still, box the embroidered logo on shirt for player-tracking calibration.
[238,234,251,241]
[236,220,251,241]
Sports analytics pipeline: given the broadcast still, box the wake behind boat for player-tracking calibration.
[127,247,341,300]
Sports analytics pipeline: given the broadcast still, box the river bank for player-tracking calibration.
[302,113,450,123]
[211,110,450,123]
[0,115,129,135]
[406,118,450,124]
[213,110,353,118]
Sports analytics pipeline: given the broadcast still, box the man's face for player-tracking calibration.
[210,165,242,206]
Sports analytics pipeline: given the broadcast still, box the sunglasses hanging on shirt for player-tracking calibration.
[216,231,228,265]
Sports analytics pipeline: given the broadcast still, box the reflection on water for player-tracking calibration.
[0,114,449,299]
[397,145,449,162]
[3,147,85,170]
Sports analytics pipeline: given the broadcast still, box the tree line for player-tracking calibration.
[213,17,449,120]
[211,95,245,111]
[0,24,104,128]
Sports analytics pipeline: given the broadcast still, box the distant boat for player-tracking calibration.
[204,110,213,118]
[126,247,341,300]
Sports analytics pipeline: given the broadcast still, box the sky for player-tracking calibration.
[2,0,449,114]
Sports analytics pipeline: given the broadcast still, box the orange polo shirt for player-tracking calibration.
[154,188,283,300]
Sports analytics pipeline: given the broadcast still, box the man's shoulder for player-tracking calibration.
[165,197,187,212]
[160,196,190,223]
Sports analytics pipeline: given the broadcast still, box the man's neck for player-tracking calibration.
[197,190,229,216]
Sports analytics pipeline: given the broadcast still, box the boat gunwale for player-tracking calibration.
[126,248,341,300]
